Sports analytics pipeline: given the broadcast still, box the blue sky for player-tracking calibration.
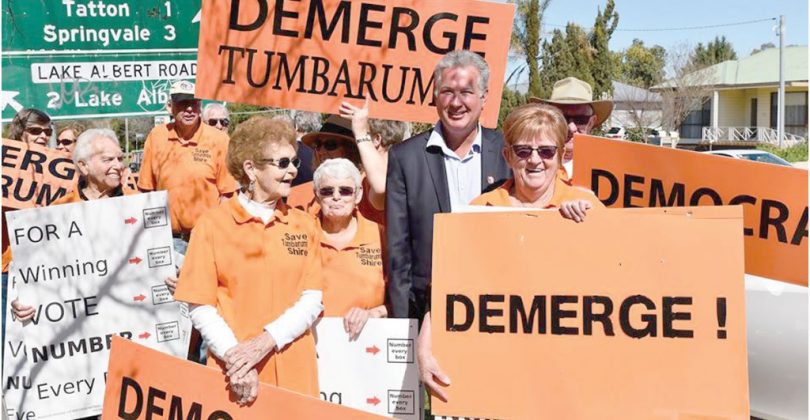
[505,0,808,83]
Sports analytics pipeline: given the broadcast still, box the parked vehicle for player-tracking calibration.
[605,126,625,139]
[703,149,792,166]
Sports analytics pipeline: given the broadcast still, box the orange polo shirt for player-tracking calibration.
[320,213,385,317]
[287,177,384,225]
[2,183,135,272]
[470,172,605,209]
[174,196,323,397]
[137,122,238,234]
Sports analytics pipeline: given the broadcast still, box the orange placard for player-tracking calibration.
[572,135,808,286]
[431,207,749,420]
[195,0,515,126]
[102,337,386,420]
[1,139,77,209]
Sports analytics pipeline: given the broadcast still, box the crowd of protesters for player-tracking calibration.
[1,49,612,410]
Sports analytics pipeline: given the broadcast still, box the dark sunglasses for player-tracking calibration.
[57,138,76,146]
[208,118,230,127]
[314,139,341,151]
[564,115,593,126]
[257,157,301,170]
[25,126,53,136]
[511,145,558,160]
[317,186,356,198]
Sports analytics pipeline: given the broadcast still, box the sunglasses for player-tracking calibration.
[256,157,301,170]
[511,145,558,160]
[564,115,593,126]
[313,139,341,152]
[317,186,356,198]
[208,118,230,127]
[25,126,53,136]
[57,138,76,146]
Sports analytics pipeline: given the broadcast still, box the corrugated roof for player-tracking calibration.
[653,45,808,89]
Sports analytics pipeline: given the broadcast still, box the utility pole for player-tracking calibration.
[777,15,785,148]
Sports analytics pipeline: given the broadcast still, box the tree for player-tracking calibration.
[693,36,737,67]
[620,39,666,88]
[657,44,715,135]
[511,0,553,98]
[540,23,594,98]
[750,42,776,55]
[589,0,619,98]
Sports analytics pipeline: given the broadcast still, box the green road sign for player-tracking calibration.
[1,0,201,121]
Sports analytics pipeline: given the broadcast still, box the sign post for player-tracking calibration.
[1,1,201,121]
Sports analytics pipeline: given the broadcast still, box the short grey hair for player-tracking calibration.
[368,119,408,149]
[313,158,363,192]
[293,111,322,133]
[433,50,490,96]
[73,128,119,166]
[202,102,229,120]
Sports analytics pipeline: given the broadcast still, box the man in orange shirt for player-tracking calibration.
[137,81,238,255]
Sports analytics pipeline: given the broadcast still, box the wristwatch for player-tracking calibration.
[356,134,373,144]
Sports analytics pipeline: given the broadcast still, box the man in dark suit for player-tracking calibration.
[385,50,511,320]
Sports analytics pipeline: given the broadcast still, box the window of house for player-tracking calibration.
[680,100,711,139]
[770,92,808,137]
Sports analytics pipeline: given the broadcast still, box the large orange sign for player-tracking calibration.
[195,0,515,126]
[431,207,749,419]
[1,139,76,209]
[573,135,808,286]
[102,337,386,419]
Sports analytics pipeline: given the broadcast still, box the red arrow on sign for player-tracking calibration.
[138,332,150,339]
[124,217,137,225]
[366,396,380,406]
[133,294,146,302]
[365,345,380,355]
[128,257,142,265]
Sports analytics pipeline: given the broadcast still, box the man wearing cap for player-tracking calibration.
[138,81,238,254]
[385,50,510,320]
[530,77,613,178]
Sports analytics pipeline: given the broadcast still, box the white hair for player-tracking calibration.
[73,128,118,166]
[313,158,363,191]
[293,111,322,133]
[202,102,229,120]
[433,50,490,96]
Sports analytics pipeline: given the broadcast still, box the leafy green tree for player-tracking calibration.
[620,39,666,88]
[540,23,594,98]
[589,0,619,98]
[693,36,737,67]
[750,42,775,55]
[511,0,553,98]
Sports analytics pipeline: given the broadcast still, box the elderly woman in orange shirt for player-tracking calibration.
[174,116,323,406]
[417,104,605,400]
[313,158,386,339]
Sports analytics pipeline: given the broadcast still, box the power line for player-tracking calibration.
[544,17,776,33]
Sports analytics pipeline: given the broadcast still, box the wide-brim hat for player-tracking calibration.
[301,115,356,148]
[529,77,614,126]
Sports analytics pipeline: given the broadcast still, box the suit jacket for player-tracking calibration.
[385,127,511,319]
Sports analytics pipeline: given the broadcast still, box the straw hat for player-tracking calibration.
[301,115,356,148]
[529,77,613,126]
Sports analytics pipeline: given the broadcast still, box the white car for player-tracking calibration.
[604,127,625,139]
[703,149,792,166]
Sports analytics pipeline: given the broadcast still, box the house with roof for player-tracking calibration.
[653,46,808,147]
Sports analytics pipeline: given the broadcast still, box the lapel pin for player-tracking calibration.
[486,176,494,184]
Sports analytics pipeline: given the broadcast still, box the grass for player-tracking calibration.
[755,143,808,163]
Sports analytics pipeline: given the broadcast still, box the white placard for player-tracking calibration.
[3,192,190,419]
[315,317,420,420]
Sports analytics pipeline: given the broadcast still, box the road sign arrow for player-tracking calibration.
[128,256,142,264]
[366,396,380,406]
[365,345,380,355]
[124,217,137,225]
[192,9,201,23]
[133,294,146,302]
[1,91,23,112]
[138,332,150,339]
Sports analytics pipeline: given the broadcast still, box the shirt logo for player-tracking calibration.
[357,246,382,267]
[282,233,308,256]
[192,148,212,163]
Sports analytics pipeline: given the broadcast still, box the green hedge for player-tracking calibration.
[756,143,808,163]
